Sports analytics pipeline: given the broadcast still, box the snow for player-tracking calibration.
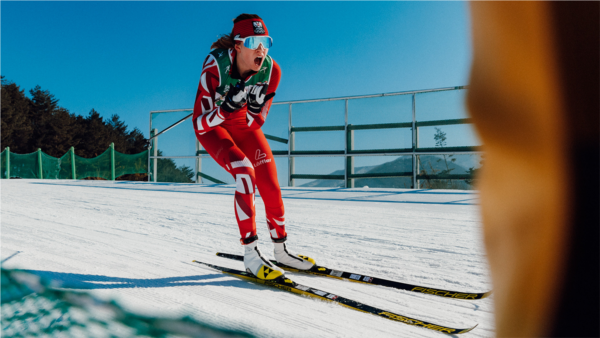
[1,180,495,337]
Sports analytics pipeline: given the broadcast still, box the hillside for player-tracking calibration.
[300,155,477,189]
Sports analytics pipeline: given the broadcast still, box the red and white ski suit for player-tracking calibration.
[192,49,286,244]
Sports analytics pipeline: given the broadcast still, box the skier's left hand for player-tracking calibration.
[246,83,275,130]
[247,83,275,115]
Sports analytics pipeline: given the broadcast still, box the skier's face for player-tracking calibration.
[235,42,268,76]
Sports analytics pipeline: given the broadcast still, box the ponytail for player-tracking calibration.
[211,34,235,50]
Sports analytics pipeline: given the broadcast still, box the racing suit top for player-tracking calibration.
[192,48,281,135]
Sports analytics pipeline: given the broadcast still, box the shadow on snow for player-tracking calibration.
[20,269,259,291]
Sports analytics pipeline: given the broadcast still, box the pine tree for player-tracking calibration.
[126,128,148,153]
[107,114,129,152]
[76,109,111,157]
[1,77,33,153]
[28,85,59,152]
[156,150,194,183]
[104,114,148,154]
[44,107,75,157]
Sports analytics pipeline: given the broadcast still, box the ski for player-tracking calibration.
[193,260,477,335]
[216,252,491,300]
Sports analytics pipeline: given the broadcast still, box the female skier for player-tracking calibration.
[192,14,315,280]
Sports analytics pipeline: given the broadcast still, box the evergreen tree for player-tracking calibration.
[44,107,76,157]
[23,85,78,157]
[76,109,111,157]
[1,77,33,153]
[105,114,148,154]
[28,86,59,151]
[126,128,148,154]
[107,114,129,152]
[156,150,194,183]
[0,78,190,182]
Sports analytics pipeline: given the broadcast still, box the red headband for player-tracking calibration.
[232,18,269,39]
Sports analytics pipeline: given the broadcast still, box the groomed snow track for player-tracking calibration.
[1,180,494,337]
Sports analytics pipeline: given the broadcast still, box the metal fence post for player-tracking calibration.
[71,147,76,179]
[110,143,115,181]
[415,125,420,188]
[148,112,152,182]
[37,148,43,179]
[344,99,351,188]
[196,140,202,183]
[345,99,355,188]
[412,93,418,189]
[288,104,294,187]
[148,129,153,182]
[6,147,10,179]
[346,130,354,188]
[153,129,158,182]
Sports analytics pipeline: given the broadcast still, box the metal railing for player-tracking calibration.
[149,86,481,189]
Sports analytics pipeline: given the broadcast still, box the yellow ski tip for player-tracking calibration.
[481,291,493,299]
[458,323,478,334]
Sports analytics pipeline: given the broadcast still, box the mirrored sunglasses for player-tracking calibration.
[234,36,273,50]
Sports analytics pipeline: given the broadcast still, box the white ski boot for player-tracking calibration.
[244,240,285,280]
[273,241,315,270]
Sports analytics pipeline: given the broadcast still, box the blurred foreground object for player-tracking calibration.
[467,2,599,337]
[1,268,254,337]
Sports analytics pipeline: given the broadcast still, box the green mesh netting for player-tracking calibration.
[40,152,62,179]
[58,153,75,180]
[1,147,148,180]
[115,150,148,178]
[74,149,112,180]
[9,151,39,179]
[1,268,254,337]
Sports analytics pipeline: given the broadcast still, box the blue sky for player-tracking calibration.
[2,1,472,138]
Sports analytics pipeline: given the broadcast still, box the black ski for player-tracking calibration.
[193,260,477,335]
[216,252,491,300]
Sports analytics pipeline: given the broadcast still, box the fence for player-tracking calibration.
[0,144,148,180]
[149,86,482,189]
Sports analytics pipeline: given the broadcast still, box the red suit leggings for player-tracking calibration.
[195,111,287,244]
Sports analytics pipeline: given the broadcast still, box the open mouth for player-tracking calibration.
[254,57,263,67]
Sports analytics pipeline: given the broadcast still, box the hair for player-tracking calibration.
[210,14,262,50]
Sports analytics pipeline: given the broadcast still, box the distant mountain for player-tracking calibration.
[299,155,477,189]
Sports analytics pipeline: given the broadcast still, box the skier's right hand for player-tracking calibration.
[221,80,247,114]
